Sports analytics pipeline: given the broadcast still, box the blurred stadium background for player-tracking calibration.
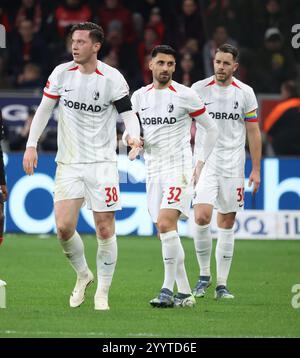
[0,0,299,338]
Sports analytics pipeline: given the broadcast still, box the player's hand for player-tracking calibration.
[192,160,204,188]
[248,169,260,194]
[0,185,8,201]
[23,147,38,175]
[128,137,142,161]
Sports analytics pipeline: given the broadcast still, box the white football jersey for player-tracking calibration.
[192,76,258,177]
[44,60,129,164]
[131,80,206,177]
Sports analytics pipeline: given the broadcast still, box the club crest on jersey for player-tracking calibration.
[167,103,174,113]
[93,91,100,100]
[233,101,239,109]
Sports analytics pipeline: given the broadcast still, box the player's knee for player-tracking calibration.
[96,225,113,240]
[56,223,74,240]
[194,212,211,226]
[219,220,235,229]
[157,219,173,234]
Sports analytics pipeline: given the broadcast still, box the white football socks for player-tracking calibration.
[160,230,180,292]
[176,239,191,294]
[95,234,117,299]
[194,224,212,277]
[59,231,89,278]
[215,227,234,287]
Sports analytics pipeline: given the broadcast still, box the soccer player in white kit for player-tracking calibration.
[125,45,218,307]
[191,44,262,299]
[23,22,141,310]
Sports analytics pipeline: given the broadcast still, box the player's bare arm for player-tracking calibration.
[246,119,262,194]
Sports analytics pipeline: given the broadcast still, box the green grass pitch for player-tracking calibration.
[0,234,299,338]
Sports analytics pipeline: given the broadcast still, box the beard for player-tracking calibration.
[158,73,171,84]
[215,72,229,82]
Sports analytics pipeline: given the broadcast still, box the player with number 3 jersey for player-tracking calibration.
[23,22,141,311]
[191,44,262,300]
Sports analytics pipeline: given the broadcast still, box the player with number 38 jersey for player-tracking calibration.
[23,22,141,312]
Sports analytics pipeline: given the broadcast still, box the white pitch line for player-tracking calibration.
[0,330,159,337]
[0,330,289,338]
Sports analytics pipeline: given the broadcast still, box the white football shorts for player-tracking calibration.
[193,167,245,213]
[54,162,121,212]
[146,168,193,223]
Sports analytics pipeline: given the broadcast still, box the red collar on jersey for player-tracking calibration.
[146,84,177,92]
[231,81,241,89]
[67,66,104,75]
[205,79,241,89]
[95,68,104,76]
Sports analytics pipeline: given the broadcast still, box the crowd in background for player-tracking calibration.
[0,0,300,155]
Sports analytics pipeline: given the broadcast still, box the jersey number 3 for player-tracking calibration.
[167,187,182,202]
[105,187,118,203]
[236,187,244,202]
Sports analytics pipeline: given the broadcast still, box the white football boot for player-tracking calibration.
[69,269,94,308]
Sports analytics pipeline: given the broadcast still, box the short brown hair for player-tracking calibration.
[216,43,239,61]
[70,22,104,44]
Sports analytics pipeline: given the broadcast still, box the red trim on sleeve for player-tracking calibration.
[205,79,215,87]
[189,107,206,117]
[43,91,60,99]
[245,118,259,122]
[168,85,177,92]
[231,81,241,89]
[68,66,78,71]
[95,68,104,76]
